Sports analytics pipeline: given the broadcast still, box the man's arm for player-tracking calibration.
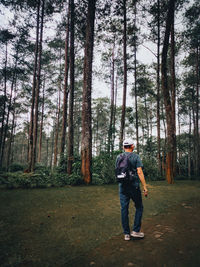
[137,167,148,196]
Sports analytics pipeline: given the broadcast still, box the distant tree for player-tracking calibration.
[28,0,41,172]
[119,0,127,150]
[67,0,75,175]
[161,0,176,184]
[0,29,15,168]
[92,98,110,154]
[60,1,70,165]
[184,0,200,176]
[81,0,96,184]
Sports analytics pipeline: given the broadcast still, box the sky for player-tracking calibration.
[93,40,156,107]
[0,1,189,138]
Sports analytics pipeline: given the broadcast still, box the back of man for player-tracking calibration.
[116,151,142,188]
[116,138,148,241]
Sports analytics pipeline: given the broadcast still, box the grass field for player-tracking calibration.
[0,180,200,266]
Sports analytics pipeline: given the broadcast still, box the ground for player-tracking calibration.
[0,181,200,267]
[70,198,200,267]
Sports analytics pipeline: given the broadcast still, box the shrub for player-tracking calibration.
[50,172,69,187]
[9,163,24,172]
[34,164,50,175]
[92,152,116,184]
[142,158,163,181]
[92,173,104,185]
[0,171,69,189]
[67,174,83,185]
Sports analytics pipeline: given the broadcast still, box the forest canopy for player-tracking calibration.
[0,0,199,187]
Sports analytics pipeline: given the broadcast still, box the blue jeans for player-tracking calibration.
[119,183,143,234]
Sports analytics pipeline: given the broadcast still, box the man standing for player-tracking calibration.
[116,138,148,241]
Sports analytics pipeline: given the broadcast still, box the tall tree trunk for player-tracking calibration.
[54,80,61,167]
[6,110,15,171]
[177,98,181,175]
[0,40,8,168]
[0,51,18,167]
[144,95,149,138]
[108,40,115,154]
[195,46,199,176]
[28,0,40,172]
[170,19,176,177]
[74,98,81,155]
[60,1,70,163]
[192,87,196,175]
[67,0,75,175]
[188,108,192,178]
[81,0,96,184]
[156,0,161,174]
[31,0,45,172]
[6,81,17,171]
[133,2,139,153]
[38,77,45,163]
[161,0,176,184]
[50,127,55,170]
[46,138,49,167]
[119,0,127,150]
[10,115,16,166]
[112,76,118,153]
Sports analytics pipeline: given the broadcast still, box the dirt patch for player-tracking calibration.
[69,198,200,267]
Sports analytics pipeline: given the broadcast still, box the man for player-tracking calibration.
[116,138,148,241]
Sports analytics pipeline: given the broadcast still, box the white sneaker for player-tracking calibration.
[130,231,144,238]
[124,234,130,241]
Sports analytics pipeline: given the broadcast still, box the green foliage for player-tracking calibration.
[92,173,105,185]
[67,174,84,186]
[9,163,25,172]
[142,137,158,159]
[142,157,163,181]
[92,152,117,184]
[34,163,50,175]
[56,154,83,185]
[57,155,67,173]
[0,171,69,189]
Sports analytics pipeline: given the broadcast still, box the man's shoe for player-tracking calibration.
[124,234,130,241]
[130,231,144,238]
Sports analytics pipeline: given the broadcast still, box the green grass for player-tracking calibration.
[0,180,200,266]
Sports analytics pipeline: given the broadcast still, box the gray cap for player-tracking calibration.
[123,138,134,146]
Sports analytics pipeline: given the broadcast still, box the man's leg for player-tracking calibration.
[131,187,143,232]
[119,190,130,234]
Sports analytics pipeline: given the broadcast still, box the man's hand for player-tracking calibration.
[143,186,148,197]
[137,167,148,197]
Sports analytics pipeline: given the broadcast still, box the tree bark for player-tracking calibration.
[28,0,40,172]
[133,2,139,153]
[38,77,45,163]
[195,46,199,176]
[0,39,8,168]
[60,1,70,163]
[67,0,75,175]
[6,110,15,171]
[188,108,192,178]
[119,0,127,150]
[108,40,115,154]
[112,76,118,153]
[81,0,96,184]
[54,85,61,167]
[144,94,149,138]
[46,138,49,167]
[31,0,45,172]
[6,79,17,171]
[156,0,162,174]
[50,126,55,169]
[170,18,177,177]
[0,49,18,167]
[161,0,176,184]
